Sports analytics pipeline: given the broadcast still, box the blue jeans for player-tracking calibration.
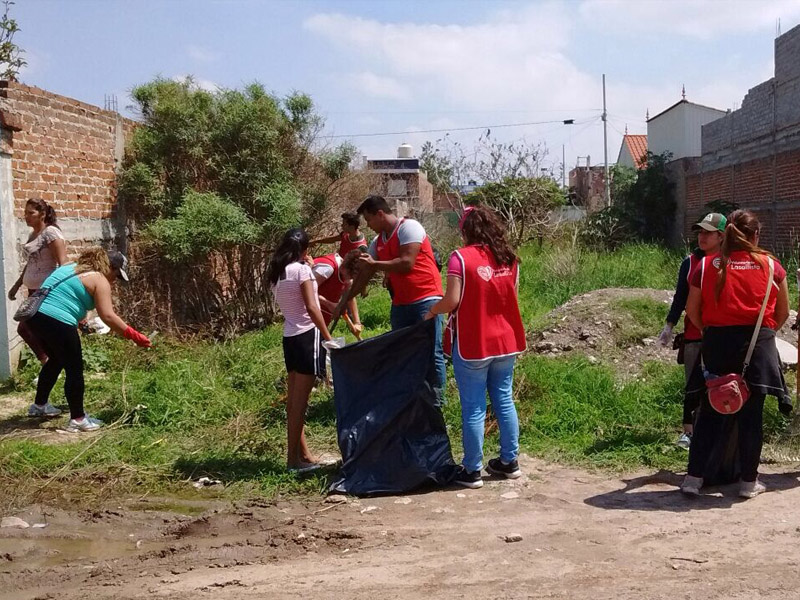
[390,298,446,406]
[452,345,519,472]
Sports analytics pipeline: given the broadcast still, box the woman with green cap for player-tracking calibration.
[657,212,726,449]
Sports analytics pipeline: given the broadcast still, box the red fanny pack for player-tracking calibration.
[706,374,750,414]
[705,256,773,416]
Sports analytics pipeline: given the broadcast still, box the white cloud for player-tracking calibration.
[172,74,219,92]
[579,0,800,39]
[186,44,219,63]
[304,4,785,165]
[304,6,584,112]
[349,72,410,100]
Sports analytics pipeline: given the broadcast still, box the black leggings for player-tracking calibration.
[26,313,85,419]
[687,392,765,482]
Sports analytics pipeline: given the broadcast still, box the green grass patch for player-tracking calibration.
[516,242,679,329]
[1,241,795,509]
[611,297,668,347]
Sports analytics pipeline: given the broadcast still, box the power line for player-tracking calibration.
[324,108,602,115]
[320,118,585,139]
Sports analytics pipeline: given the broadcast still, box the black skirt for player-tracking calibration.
[686,326,792,412]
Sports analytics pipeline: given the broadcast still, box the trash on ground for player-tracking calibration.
[0,517,30,529]
[193,477,223,488]
[325,494,348,504]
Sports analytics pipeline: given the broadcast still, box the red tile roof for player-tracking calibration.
[624,135,648,168]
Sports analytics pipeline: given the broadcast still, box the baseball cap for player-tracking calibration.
[107,250,129,282]
[693,212,727,232]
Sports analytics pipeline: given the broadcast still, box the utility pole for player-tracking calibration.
[562,144,566,189]
[602,74,610,207]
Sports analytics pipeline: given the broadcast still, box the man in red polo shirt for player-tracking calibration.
[356,195,445,405]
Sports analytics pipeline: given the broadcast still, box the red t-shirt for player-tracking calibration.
[690,251,786,330]
[338,232,367,257]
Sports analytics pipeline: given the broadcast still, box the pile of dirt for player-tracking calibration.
[528,287,798,380]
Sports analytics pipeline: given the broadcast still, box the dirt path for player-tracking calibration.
[3,455,800,599]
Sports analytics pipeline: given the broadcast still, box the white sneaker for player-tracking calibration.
[28,403,61,417]
[681,475,703,496]
[676,433,692,450]
[65,415,104,432]
[739,480,766,499]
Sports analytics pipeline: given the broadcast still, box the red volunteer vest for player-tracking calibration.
[448,245,527,361]
[376,218,443,306]
[684,253,702,341]
[315,253,346,325]
[699,251,781,330]
[338,232,366,257]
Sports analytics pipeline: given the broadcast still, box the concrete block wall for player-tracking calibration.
[681,23,800,252]
[776,23,800,82]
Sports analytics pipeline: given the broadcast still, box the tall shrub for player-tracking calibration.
[117,78,355,334]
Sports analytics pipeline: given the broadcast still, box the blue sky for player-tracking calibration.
[15,0,800,176]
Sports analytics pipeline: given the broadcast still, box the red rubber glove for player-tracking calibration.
[123,326,151,348]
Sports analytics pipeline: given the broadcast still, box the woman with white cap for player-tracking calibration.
[24,247,152,432]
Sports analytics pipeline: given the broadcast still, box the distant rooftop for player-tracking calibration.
[647,99,727,123]
[622,134,648,167]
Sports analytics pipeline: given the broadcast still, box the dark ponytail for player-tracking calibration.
[267,228,310,285]
[26,198,59,228]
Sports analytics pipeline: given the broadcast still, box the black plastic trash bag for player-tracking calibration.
[329,319,458,495]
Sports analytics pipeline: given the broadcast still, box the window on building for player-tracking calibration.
[388,179,407,197]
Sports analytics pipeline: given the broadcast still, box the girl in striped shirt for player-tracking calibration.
[268,228,334,473]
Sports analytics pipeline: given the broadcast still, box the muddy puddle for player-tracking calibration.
[0,536,141,568]
[0,497,224,570]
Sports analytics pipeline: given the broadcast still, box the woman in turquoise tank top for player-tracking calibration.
[26,247,152,432]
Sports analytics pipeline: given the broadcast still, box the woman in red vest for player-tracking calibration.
[682,210,791,499]
[425,205,527,489]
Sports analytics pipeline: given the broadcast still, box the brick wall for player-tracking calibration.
[0,82,137,377]
[681,23,800,252]
[684,148,800,252]
[0,81,136,247]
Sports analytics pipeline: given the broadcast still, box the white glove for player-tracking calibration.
[656,324,674,348]
[322,336,346,351]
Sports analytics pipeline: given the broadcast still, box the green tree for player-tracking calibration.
[119,77,348,259]
[117,77,355,333]
[612,151,675,243]
[467,176,565,246]
[610,164,636,206]
[0,0,26,81]
[420,139,456,195]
